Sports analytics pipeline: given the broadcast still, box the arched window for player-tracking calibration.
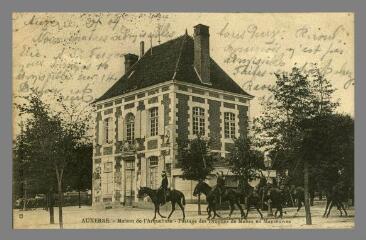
[192,107,205,136]
[149,107,159,137]
[224,112,236,139]
[125,113,135,144]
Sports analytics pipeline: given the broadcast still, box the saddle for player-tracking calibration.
[159,188,171,205]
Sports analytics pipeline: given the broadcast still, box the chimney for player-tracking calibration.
[140,41,145,58]
[124,53,138,72]
[194,24,211,84]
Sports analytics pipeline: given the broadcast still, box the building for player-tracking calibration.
[92,24,253,208]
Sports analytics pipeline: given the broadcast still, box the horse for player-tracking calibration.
[242,187,264,219]
[137,187,186,220]
[193,181,246,219]
[291,186,305,216]
[264,187,286,218]
[323,183,349,218]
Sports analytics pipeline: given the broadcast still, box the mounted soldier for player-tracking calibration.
[158,170,170,205]
[212,171,225,204]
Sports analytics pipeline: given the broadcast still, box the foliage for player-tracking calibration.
[13,89,92,227]
[301,114,354,191]
[227,136,264,185]
[178,136,215,181]
[254,65,339,173]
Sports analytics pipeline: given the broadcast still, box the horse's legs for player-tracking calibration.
[157,205,166,218]
[177,201,185,220]
[245,203,250,219]
[206,204,211,219]
[326,201,335,218]
[236,200,245,218]
[168,202,176,219]
[153,205,157,220]
[335,202,343,216]
[339,202,348,217]
[255,204,263,219]
[228,201,235,218]
[323,199,331,217]
[212,203,221,219]
[207,204,212,219]
[294,200,302,217]
[279,206,283,218]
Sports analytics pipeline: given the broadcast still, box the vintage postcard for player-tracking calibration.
[12,12,354,229]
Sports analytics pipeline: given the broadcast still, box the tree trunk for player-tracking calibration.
[49,190,54,224]
[57,180,63,229]
[23,181,27,211]
[304,160,312,225]
[78,189,81,208]
[197,193,201,215]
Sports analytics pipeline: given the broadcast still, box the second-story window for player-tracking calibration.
[104,117,113,144]
[125,113,135,144]
[192,107,205,136]
[224,112,236,139]
[149,107,159,137]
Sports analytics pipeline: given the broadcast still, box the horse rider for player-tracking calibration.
[159,170,169,205]
[213,171,225,204]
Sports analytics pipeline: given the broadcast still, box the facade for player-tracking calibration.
[92,24,253,208]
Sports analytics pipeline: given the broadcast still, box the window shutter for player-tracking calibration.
[135,113,141,138]
[158,107,164,136]
[117,116,124,141]
[98,120,103,145]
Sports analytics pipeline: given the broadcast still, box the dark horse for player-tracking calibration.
[264,187,286,218]
[243,187,264,219]
[323,183,349,218]
[193,181,246,219]
[137,187,186,220]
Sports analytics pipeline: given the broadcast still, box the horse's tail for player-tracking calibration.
[182,193,186,205]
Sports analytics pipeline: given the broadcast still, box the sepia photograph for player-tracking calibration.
[12,12,354,229]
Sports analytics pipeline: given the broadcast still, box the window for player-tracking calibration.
[125,113,135,144]
[192,107,205,136]
[224,112,236,139]
[149,107,159,137]
[104,162,113,173]
[104,117,113,144]
[102,161,113,194]
[149,156,159,189]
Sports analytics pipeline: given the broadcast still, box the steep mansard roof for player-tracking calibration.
[95,33,252,103]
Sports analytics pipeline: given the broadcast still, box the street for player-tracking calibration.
[13,201,355,229]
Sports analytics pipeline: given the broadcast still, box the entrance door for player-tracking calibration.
[124,160,135,206]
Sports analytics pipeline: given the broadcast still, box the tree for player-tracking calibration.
[178,135,214,214]
[63,143,93,208]
[15,90,91,228]
[301,114,354,202]
[254,65,338,225]
[227,136,264,196]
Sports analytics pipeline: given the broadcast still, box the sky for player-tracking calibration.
[12,12,354,134]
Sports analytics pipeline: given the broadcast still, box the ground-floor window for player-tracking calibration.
[102,161,113,194]
[149,156,159,189]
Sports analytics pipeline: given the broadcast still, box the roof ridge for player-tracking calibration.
[144,34,188,54]
[172,34,188,80]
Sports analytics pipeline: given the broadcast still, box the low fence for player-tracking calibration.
[14,192,92,209]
